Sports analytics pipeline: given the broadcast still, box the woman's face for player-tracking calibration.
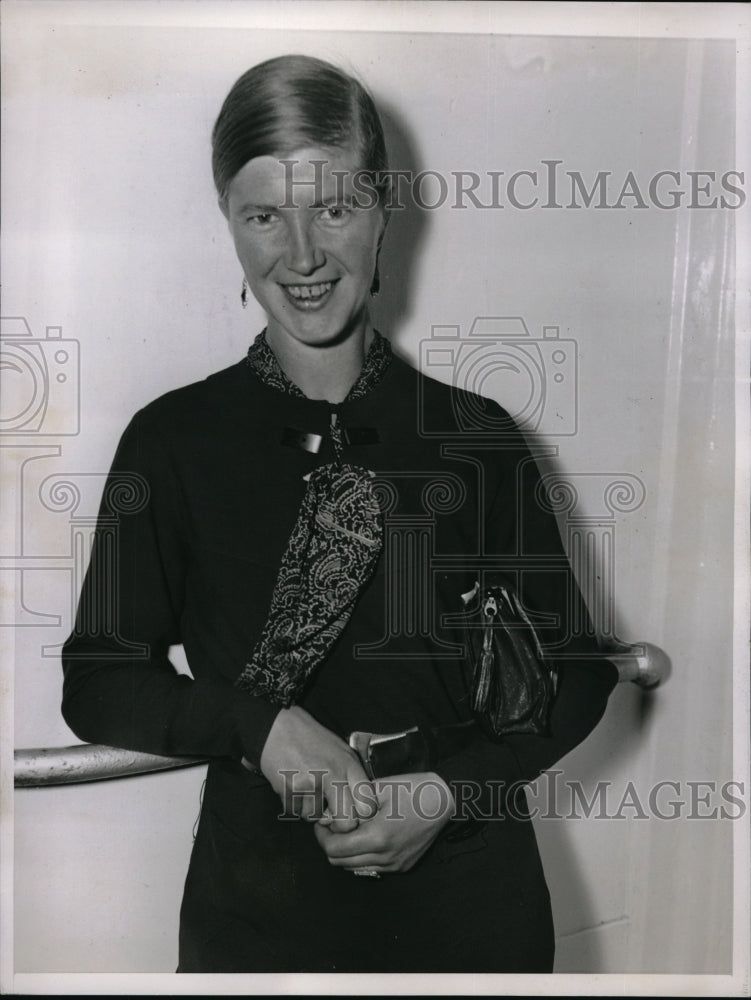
[223,146,386,349]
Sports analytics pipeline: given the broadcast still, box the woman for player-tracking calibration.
[61,54,619,973]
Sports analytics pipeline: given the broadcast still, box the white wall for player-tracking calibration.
[3,2,746,986]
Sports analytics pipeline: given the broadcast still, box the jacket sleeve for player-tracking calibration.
[433,405,619,810]
[61,409,280,767]
[435,657,618,813]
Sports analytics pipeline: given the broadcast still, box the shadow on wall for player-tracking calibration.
[531,685,641,973]
[536,817,604,971]
[370,99,429,348]
[367,92,655,976]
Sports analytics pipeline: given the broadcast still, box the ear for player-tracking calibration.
[377,175,392,239]
[379,172,393,213]
[218,196,230,221]
[376,205,390,247]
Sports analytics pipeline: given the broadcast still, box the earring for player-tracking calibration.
[241,277,249,309]
[370,262,380,297]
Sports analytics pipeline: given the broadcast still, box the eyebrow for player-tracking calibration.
[234,194,357,215]
[234,203,279,214]
[311,195,356,208]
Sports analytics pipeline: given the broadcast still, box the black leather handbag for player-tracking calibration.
[461,581,558,738]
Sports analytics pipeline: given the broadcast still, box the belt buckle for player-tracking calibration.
[348,727,419,780]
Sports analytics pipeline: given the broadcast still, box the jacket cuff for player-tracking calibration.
[229,693,282,769]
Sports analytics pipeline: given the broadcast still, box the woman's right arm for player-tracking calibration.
[61,410,280,768]
[61,410,370,826]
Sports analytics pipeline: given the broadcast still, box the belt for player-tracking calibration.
[348,721,477,780]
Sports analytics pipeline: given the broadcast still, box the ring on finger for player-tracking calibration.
[352,867,381,879]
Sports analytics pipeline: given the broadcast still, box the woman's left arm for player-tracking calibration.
[316,401,620,870]
[313,645,618,873]
[433,405,620,813]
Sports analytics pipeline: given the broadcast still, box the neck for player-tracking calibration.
[266,322,375,403]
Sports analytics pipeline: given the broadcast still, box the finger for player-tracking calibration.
[289,794,326,823]
[323,777,361,832]
[350,775,379,821]
[327,813,359,834]
[312,822,331,849]
[345,760,379,821]
[312,822,374,859]
[312,820,361,851]
[282,780,326,821]
[318,824,389,860]
[326,852,390,871]
[373,777,409,814]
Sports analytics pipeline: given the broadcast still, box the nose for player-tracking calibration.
[284,216,325,275]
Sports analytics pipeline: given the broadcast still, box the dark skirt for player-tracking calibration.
[178,759,554,973]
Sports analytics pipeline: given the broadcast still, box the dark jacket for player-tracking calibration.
[62,351,618,972]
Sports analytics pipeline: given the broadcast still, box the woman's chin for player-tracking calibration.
[267,309,369,350]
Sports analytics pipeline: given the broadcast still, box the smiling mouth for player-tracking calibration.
[281,280,337,308]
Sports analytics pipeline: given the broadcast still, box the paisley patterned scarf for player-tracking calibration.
[236,330,391,706]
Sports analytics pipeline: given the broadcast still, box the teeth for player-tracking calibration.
[285,282,333,300]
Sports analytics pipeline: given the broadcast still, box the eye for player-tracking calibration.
[245,211,279,227]
[319,204,352,224]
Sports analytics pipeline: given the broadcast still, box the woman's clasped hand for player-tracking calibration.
[260,705,455,870]
[314,772,455,875]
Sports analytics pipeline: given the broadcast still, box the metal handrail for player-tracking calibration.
[14,642,670,788]
[13,744,207,787]
[605,640,671,688]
